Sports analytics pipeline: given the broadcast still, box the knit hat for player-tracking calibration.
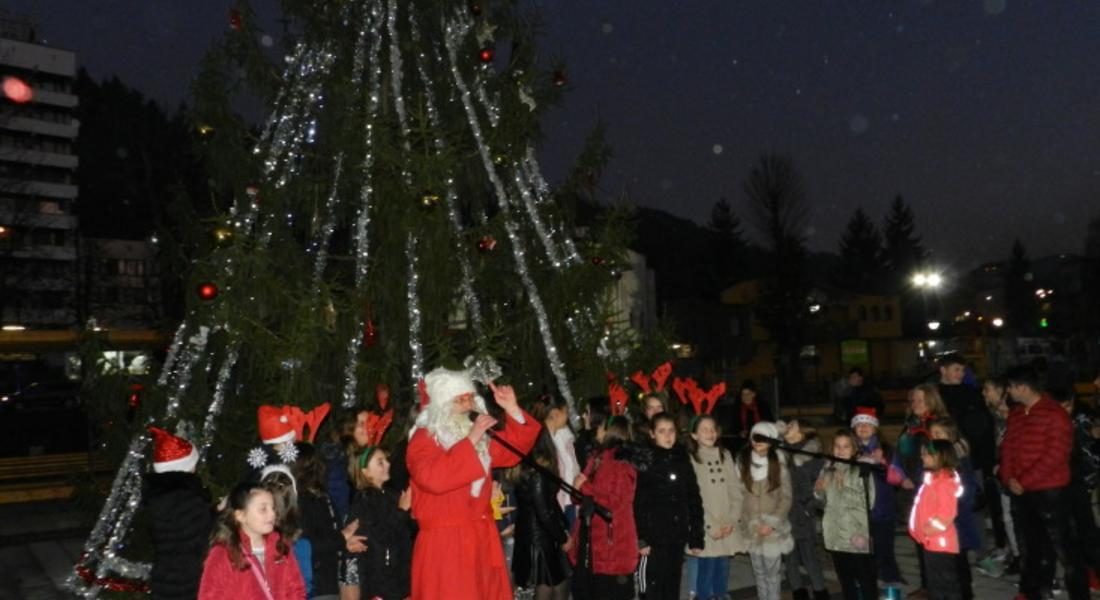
[750,421,779,442]
[257,405,297,445]
[148,426,199,473]
[850,407,879,429]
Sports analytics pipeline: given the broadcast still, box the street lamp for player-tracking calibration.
[911,271,944,289]
[928,320,941,331]
[991,317,1004,328]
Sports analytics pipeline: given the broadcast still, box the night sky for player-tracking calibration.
[12,0,1100,270]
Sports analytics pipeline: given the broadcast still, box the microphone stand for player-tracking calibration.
[756,435,884,595]
[478,414,612,592]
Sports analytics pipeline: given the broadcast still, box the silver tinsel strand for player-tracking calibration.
[406,234,424,382]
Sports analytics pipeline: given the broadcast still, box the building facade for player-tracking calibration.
[0,12,80,328]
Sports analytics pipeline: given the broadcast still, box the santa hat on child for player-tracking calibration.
[148,426,199,473]
[850,407,879,429]
[258,405,297,445]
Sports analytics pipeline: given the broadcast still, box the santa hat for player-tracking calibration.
[148,426,199,473]
[750,421,779,442]
[423,367,478,407]
[850,407,879,429]
[257,405,297,445]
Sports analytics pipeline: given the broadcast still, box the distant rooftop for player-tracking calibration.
[0,10,38,44]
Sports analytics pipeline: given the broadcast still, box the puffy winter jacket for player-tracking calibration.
[144,471,215,600]
[568,445,641,576]
[633,444,705,550]
[815,463,874,554]
[999,394,1072,492]
[198,531,306,600]
[908,469,962,554]
[349,487,413,600]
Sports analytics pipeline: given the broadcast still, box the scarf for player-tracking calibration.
[751,452,770,481]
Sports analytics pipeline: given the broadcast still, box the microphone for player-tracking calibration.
[751,433,782,446]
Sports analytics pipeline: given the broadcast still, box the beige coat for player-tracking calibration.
[731,453,794,558]
[690,445,748,556]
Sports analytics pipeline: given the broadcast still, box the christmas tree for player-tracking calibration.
[69,0,645,594]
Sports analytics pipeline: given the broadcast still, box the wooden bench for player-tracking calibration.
[0,453,111,504]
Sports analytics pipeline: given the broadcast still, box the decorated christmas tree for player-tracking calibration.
[68,0,652,595]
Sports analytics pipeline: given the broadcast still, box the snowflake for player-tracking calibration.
[247,447,269,470]
[278,443,299,464]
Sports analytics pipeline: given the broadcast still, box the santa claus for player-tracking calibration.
[407,367,541,600]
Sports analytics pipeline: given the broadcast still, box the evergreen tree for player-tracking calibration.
[72,2,637,593]
[742,153,810,405]
[881,195,926,290]
[835,207,883,293]
[1005,239,1037,334]
[707,196,744,289]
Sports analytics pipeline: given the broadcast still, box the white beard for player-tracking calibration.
[415,403,492,497]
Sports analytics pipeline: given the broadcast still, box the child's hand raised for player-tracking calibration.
[398,488,412,511]
[342,519,368,553]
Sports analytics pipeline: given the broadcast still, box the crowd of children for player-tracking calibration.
[138,358,1100,600]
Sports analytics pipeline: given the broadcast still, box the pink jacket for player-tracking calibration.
[908,469,962,554]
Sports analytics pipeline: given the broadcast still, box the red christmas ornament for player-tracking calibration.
[468,2,483,16]
[477,235,497,253]
[127,383,144,409]
[197,282,219,300]
[363,319,378,348]
[229,9,243,31]
[553,70,567,87]
[478,46,495,64]
[590,256,606,266]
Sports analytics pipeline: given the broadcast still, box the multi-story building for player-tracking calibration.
[81,238,162,329]
[0,11,79,328]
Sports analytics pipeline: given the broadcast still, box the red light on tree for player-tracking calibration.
[197,282,219,300]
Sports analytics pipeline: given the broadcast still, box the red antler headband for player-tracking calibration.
[672,377,726,416]
[630,361,673,394]
[608,381,628,416]
[357,409,394,469]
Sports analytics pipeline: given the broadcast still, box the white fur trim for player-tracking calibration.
[262,430,296,445]
[153,447,199,473]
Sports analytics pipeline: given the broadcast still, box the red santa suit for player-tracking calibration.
[407,368,541,600]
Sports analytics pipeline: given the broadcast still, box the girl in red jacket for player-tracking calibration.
[198,481,307,600]
[569,413,641,600]
[908,440,963,600]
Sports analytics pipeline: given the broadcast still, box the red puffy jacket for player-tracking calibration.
[999,394,1072,492]
[568,446,639,575]
[198,531,306,600]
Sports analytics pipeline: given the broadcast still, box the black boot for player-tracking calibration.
[812,590,831,600]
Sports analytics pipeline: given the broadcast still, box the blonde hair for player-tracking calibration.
[909,383,948,419]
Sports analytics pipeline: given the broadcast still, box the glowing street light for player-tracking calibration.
[991,317,1004,328]
[911,271,944,289]
[927,320,941,331]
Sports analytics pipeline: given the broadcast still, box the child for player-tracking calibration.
[851,407,905,586]
[259,465,306,589]
[569,414,642,600]
[511,428,573,600]
[780,419,829,600]
[814,428,876,600]
[347,444,413,600]
[291,443,358,600]
[908,440,963,600]
[198,481,306,599]
[979,377,1016,575]
[733,421,793,600]
[929,418,980,600]
[634,412,705,600]
[144,426,215,600]
[687,414,745,600]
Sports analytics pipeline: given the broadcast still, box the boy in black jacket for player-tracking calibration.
[633,412,705,600]
[144,427,215,600]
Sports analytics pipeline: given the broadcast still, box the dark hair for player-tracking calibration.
[261,470,301,543]
[831,428,862,458]
[848,366,865,377]
[740,379,757,393]
[290,443,326,498]
[649,411,676,431]
[1004,365,1043,393]
[922,439,960,471]
[600,415,632,445]
[528,427,560,472]
[738,441,782,493]
[939,354,967,369]
[685,414,725,464]
[587,397,610,432]
[210,482,289,570]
